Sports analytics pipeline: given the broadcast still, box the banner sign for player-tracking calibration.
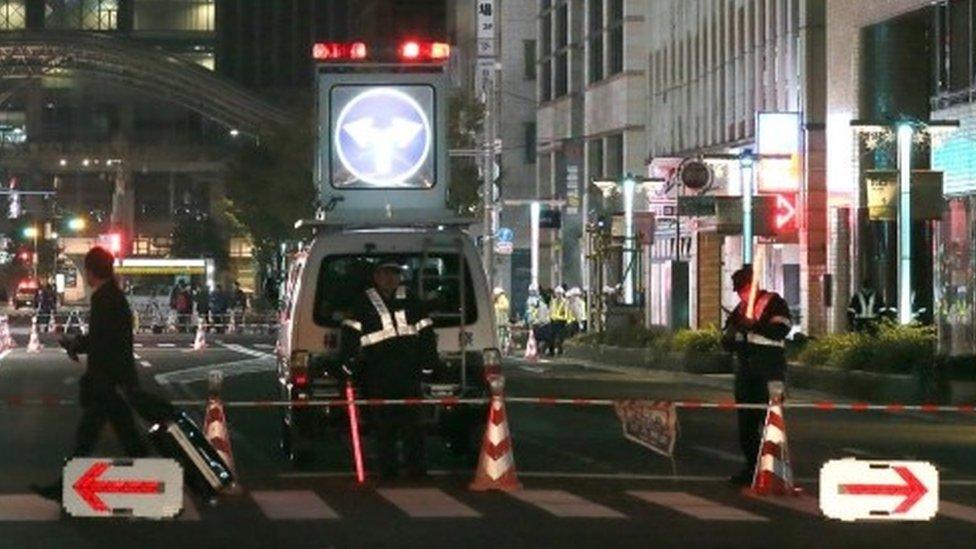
[613,400,678,458]
[863,170,946,221]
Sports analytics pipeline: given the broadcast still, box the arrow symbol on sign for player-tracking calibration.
[838,465,928,514]
[72,461,164,512]
[775,194,796,229]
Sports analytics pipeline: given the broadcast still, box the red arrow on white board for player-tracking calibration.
[838,465,928,514]
[72,461,164,512]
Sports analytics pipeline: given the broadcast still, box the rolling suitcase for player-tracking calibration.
[127,388,234,499]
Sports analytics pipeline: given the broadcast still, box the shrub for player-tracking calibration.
[670,327,723,354]
[797,322,935,374]
[571,324,671,349]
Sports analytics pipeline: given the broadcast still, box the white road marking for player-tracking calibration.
[220,343,273,359]
[379,488,480,518]
[134,343,143,348]
[251,490,339,520]
[509,489,624,518]
[0,349,11,362]
[154,356,275,385]
[692,445,743,463]
[0,494,61,521]
[253,343,275,350]
[140,360,152,368]
[519,365,547,374]
[629,491,768,521]
[743,491,820,516]
[133,353,141,360]
[940,501,976,524]
[157,343,176,348]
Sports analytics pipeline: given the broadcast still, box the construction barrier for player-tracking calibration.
[1,396,974,412]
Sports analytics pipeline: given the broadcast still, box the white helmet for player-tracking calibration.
[493,287,505,296]
[528,284,539,295]
[554,286,565,295]
[568,287,581,297]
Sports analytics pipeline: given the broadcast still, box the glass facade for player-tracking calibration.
[134,0,213,32]
[45,0,119,30]
[0,0,25,30]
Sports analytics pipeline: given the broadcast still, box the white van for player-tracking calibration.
[276,221,499,465]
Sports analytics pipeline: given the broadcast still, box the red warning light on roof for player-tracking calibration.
[398,41,451,62]
[312,41,368,61]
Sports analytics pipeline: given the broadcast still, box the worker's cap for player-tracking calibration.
[567,287,581,296]
[493,287,505,295]
[554,286,565,295]
[731,266,754,292]
[374,257,407,272]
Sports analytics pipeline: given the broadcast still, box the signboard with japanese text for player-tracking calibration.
[613,400,678,458]
[476,0,496,58]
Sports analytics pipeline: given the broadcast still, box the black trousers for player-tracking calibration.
[73,387,149,458]
[374,406,425,478]
[733,361,782,471]
[549,321,567,355]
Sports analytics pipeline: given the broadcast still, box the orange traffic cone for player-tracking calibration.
[750,384,800,496]
[524,329,538,362]
[26,318,42,353]
[0,315,14,350]
[470,374,521,492]
[192,319,207,351]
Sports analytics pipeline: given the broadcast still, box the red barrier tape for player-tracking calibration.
[1,396,975,413]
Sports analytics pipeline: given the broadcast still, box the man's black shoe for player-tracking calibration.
[30,482,63,503]
[728,469,753,487]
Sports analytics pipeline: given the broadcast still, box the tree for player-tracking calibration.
[225,119,317,273]
[448,91,486,215]
[170,212,230,271]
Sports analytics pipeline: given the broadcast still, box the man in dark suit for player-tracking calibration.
[31,246,148,501]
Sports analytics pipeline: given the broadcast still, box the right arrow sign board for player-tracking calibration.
[820,459,939,521]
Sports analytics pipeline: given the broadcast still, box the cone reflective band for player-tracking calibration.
[470,375,521,491]
[751,397,800,496]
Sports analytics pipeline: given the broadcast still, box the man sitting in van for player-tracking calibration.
[337,258,440,480]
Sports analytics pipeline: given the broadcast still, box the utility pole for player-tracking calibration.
[476,0,498,289]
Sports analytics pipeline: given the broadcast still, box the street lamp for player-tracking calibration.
[530,201,540,289]
[622,175,637,305]
[22,226,38,280]
[896,123,913,325]
[67,217,86,232]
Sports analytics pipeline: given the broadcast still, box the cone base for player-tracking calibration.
[469,478,522,492]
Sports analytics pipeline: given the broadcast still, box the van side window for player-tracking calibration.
[313,254,478,328]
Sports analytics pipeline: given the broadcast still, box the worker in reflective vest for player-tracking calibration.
[338,257,440,480]
[548,286,572,356]
[721,266,792,486]
[847,280,885,333]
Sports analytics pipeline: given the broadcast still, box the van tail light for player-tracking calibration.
[290,350,310,388]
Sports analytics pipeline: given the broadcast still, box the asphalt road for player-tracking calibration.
[0,333,974,548]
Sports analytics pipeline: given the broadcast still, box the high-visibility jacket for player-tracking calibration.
[848,290,883,320]
[721,290,792,378]
[494,294,510,326]
[550,296,572,322]
[338,285,439,398]
[525,296,549,326]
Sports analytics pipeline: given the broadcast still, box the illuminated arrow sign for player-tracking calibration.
[774,193,797,232]
[820,459,938,521]
[62,458,183,518]
[333,87,433,188]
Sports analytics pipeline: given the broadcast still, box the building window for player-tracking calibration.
[606,133,623,178]
[540,7,552,101]
[608,0,623,75]
[587,0,603,84]
[46,0,118,31]
[0,0,25,30]
[524,122,537,164]
[523,39,537,80]
[587,138,604,178]
[553,2,569,98]
[134,0,214,32]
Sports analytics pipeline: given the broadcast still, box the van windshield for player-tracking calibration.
[314,253,478,328]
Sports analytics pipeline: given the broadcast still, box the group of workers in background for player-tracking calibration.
[168,279,249,333]
[492,284,587,357]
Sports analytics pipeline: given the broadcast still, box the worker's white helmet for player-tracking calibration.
[493,287,505,296]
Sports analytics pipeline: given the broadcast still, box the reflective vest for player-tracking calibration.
[526,297,549,326]
[550,296,572,322]
[849,290,880,320]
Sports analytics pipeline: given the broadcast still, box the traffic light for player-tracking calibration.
[67,217,87,232]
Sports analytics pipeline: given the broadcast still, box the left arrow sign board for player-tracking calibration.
[63,458,184,519]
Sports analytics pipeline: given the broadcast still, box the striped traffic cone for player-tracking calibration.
[524,329,538,362]
[750,385,800,496]
[470,374,521,492]
[26,318,42,353]
[192,319,207,351]
[0,315,14,350]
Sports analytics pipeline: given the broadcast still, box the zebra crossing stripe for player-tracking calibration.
[940,501,976,524]
[628,491,768,521]
[509,489,624,518]
[0,494,61,521]
[743,490,820,516]
[379,488,481,518]
[251,490,339,520]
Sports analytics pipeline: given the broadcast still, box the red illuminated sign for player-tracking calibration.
[313,41,368,61]
[73,461,163,512]
[773,193,797,232]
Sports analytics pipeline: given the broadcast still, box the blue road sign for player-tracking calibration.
[332,87,433,188]
[496,227,514,243]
